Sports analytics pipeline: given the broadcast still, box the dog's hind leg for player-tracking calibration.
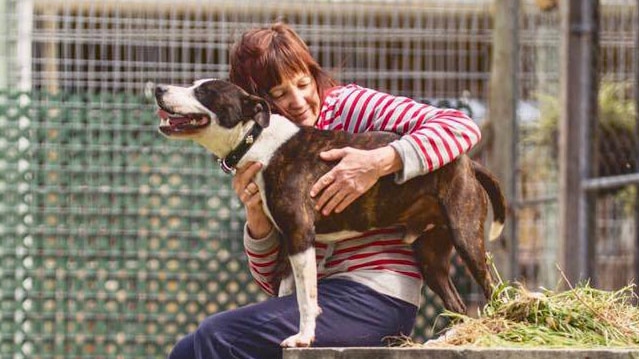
[412,228,465,313]
[448,224,493,300]
[443,180,494,300]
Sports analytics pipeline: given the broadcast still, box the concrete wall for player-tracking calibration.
[284,347,639,359]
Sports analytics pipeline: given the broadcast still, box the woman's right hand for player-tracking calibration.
[232,161,273,239]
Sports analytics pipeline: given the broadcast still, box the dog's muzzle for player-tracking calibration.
[157,109,211,136]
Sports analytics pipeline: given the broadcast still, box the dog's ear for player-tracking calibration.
[244,95,271,128]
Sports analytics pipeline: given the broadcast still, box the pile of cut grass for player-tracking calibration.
[421,275,639,348]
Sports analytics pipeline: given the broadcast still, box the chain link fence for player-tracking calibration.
[515,1,638,289]
[1,89,267,357]
[0,0,637,358]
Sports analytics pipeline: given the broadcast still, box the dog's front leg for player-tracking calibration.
[278,273,295,296]
[280,246,322,348]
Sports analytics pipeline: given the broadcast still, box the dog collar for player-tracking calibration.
[218,124,263,175]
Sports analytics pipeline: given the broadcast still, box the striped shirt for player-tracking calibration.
[244,84,480,306]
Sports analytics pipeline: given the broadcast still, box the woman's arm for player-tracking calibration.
[312,85,480,214]
[233,162,280,296]
[243,225,280,296]
[233,162,273,238]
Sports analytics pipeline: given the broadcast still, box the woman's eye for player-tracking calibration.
[298,79,311,88]
[270,91,283,99]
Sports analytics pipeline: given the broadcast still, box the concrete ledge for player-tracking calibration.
[283,347,639,359]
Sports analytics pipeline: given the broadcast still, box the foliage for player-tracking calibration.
[529,80,636,153]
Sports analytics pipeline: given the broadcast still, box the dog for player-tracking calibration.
[154,79,506,348]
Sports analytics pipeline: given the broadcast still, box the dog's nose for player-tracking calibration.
[155,85,168,98]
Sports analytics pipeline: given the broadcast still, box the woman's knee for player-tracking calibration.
[194,312,237,354]
[168,314,234,359]
[196,312,231,339]
[168,332,195,359]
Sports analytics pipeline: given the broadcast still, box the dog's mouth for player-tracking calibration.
[157,109,211,136]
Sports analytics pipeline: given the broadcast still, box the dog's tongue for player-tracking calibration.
[157,109,170,119]
[156,109,190,125]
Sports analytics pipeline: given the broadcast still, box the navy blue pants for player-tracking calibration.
[168,278,418,359]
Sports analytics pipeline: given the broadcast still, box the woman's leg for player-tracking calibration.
[168,278,417,359]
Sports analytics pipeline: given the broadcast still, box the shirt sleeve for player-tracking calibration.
[243,224,281,296]
[324,85,481,183]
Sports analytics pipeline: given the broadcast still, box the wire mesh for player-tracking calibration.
[515,0,638,289]
[3,2,493,357]
[0,0,637,358]
[2,89,271,358]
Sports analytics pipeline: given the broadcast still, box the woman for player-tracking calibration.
[168,22,480,359]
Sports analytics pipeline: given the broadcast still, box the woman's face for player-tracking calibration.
[268,72,320,127]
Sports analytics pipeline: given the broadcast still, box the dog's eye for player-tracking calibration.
[194,84,212,98]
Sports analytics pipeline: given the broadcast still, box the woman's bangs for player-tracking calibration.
[263,48,310,90]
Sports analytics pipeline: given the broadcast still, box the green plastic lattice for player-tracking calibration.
[0,90,474,358]
[0,91,266,358]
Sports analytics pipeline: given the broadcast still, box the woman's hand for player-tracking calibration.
[310,146,402,216]
[232,161,273,238]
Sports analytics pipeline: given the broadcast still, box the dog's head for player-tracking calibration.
[154,79,270,139]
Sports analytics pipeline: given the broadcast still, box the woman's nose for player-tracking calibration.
[287,89,306,108]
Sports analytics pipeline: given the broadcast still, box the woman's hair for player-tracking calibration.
[229,22,337,108]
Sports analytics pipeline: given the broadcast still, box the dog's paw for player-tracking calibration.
[280,333,314,348]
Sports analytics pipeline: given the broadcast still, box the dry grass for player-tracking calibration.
[412,268,639,348]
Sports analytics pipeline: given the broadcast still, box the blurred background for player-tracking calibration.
[0,0,637,358]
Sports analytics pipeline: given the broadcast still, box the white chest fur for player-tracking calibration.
[239,115,300,233]
[238,114,300,168]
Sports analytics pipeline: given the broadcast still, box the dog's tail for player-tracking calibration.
[472,161,507,241]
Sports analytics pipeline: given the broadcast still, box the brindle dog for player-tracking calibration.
[154,79,506,347]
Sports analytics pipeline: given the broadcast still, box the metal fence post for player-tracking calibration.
[559,0,599,285]
[486,0,519,282]
[635,0,639,296]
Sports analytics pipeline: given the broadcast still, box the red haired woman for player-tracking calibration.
[169,22,480,359]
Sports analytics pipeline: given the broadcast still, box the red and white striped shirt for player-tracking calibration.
[244,84,480,306]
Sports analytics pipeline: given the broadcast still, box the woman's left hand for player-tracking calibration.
[310,146,401,215]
